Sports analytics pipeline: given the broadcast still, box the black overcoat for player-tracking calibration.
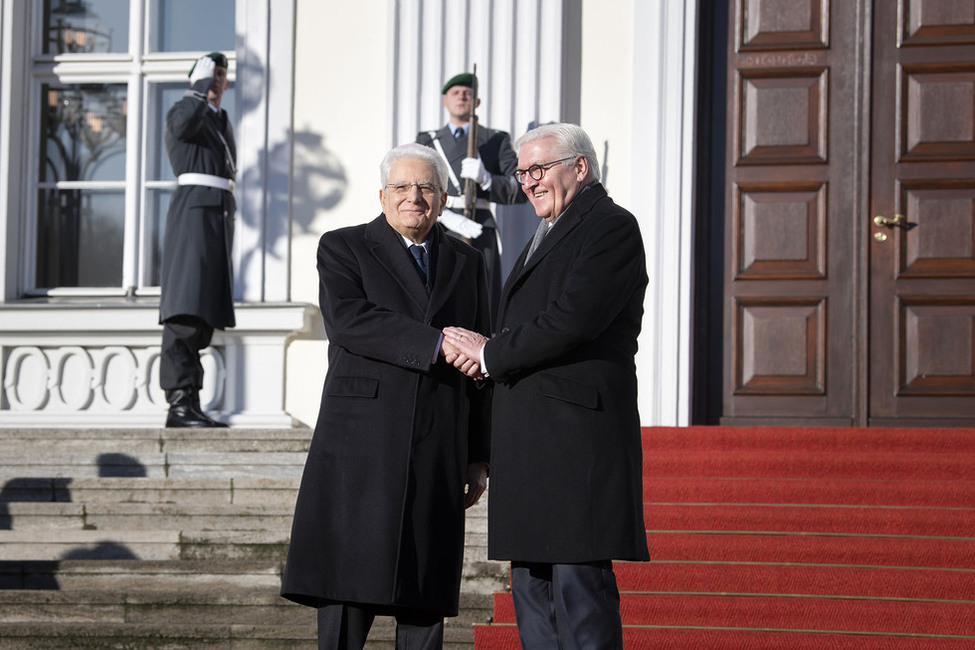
[159,91,236,329]
[484,183,651,564]
[281,216,491,617]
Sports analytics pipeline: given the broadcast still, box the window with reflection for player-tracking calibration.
[43,0,130,54]
[36,83,127,288]
[32,0,236,296]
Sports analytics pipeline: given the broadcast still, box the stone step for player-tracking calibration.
[1,502,294,531]
[0,428,314,454]
[0,587,310,626]
[0,588,491,626]
[0,559,283,590]
[0,477,299,506]
[0,451,307,479]
[0,588,490,648]
[0,622,478,649]
[0,529,288,561]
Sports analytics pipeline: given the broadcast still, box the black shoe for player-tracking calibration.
[165,389,229,428]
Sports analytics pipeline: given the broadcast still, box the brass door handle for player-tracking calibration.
[873,214,909,229]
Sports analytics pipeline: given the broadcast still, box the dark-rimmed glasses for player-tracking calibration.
[514,157,575,184]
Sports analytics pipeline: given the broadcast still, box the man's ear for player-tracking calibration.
[574,155,589,181]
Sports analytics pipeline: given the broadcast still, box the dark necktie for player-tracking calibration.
[409,244,428,284]
[454,128,464,140]
[525,219,550,264]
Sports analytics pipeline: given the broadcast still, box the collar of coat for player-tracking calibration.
[515,182,608,274]
[365,215,475,317]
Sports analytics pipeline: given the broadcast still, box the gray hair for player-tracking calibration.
[513,123,600,183]
[379,142,449,190]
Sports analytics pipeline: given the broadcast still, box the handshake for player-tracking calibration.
[440,326,488,379]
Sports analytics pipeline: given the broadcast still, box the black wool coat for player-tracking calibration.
[159,92,236,329]
[484,183,651,564]
[281,217,491,617]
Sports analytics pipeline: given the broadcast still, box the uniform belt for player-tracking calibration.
[445,195,490,210]
[178,173,235,192]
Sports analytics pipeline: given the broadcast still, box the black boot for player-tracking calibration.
[165,388,229,428]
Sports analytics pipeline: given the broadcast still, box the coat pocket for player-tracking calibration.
[325,376,379,398]
[538,373,599,410]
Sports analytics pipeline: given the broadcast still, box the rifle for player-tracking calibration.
[463,65,479,221]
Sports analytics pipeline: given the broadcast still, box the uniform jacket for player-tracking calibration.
[484,183,651,564]
[416,124,524,230]
[159,91,236,329]
[281,216,491,617]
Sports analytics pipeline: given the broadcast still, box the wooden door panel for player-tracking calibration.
[899,64,975,161]
[718,0,975,425]
[900,0,975,46]
[868,0,975,424]
[722,0,857,424]
[899,182,975,276]
[899,298,975,395]
[733,298,826,395]
[735,70,828,164]
[738,0,828,51]
[734,183,827,279]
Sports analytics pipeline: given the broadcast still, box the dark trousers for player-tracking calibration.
[160,315,214,391]
[316,603,444,650]
[510,561,623,650]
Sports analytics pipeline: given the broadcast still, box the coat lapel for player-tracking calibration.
[499,184,609,305]
[427,225,468,319]
[365,215,430,312]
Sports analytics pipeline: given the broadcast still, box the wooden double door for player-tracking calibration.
[716,0,975,426]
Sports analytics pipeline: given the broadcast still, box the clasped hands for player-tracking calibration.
[440,326,488,379]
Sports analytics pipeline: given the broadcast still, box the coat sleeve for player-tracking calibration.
[485,206,646,381]
[466,254,493,464]
[166,91,210,143]
[318,230,443,372]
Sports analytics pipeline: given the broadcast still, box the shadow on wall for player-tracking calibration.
[236,129,349,282]
[0,453,146,590]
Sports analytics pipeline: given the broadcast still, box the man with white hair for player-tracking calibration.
[444,123,650,649]
[282,143,491,649]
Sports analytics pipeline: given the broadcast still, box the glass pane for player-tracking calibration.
[147,81,236,181]
[41,83,127,182]
[144,187,172,286]
[35,189,124,288]
[43,0,130,54]
[148,0,235,53]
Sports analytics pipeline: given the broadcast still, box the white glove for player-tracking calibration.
[189,55,216,86]
[438,209,484,239]
[461,157,492,191]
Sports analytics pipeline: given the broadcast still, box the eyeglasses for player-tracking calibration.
[385,183,441,198]
[514,157,576,184]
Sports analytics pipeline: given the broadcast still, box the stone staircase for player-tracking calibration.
[0,428,508,649]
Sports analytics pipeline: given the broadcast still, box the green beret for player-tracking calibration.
[442,72,475,94]
[188,51,229,77]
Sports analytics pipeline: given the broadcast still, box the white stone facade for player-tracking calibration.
[1,0,697,428]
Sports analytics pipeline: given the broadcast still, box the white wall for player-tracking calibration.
[285,0,697,428]
[285,1,393,427]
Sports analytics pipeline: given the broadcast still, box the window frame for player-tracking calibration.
[24,0,237,298]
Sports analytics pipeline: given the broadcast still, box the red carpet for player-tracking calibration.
[473,426,975,648]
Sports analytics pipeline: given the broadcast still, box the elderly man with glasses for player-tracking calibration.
[443,123,650,650]
[281,142,491,650]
